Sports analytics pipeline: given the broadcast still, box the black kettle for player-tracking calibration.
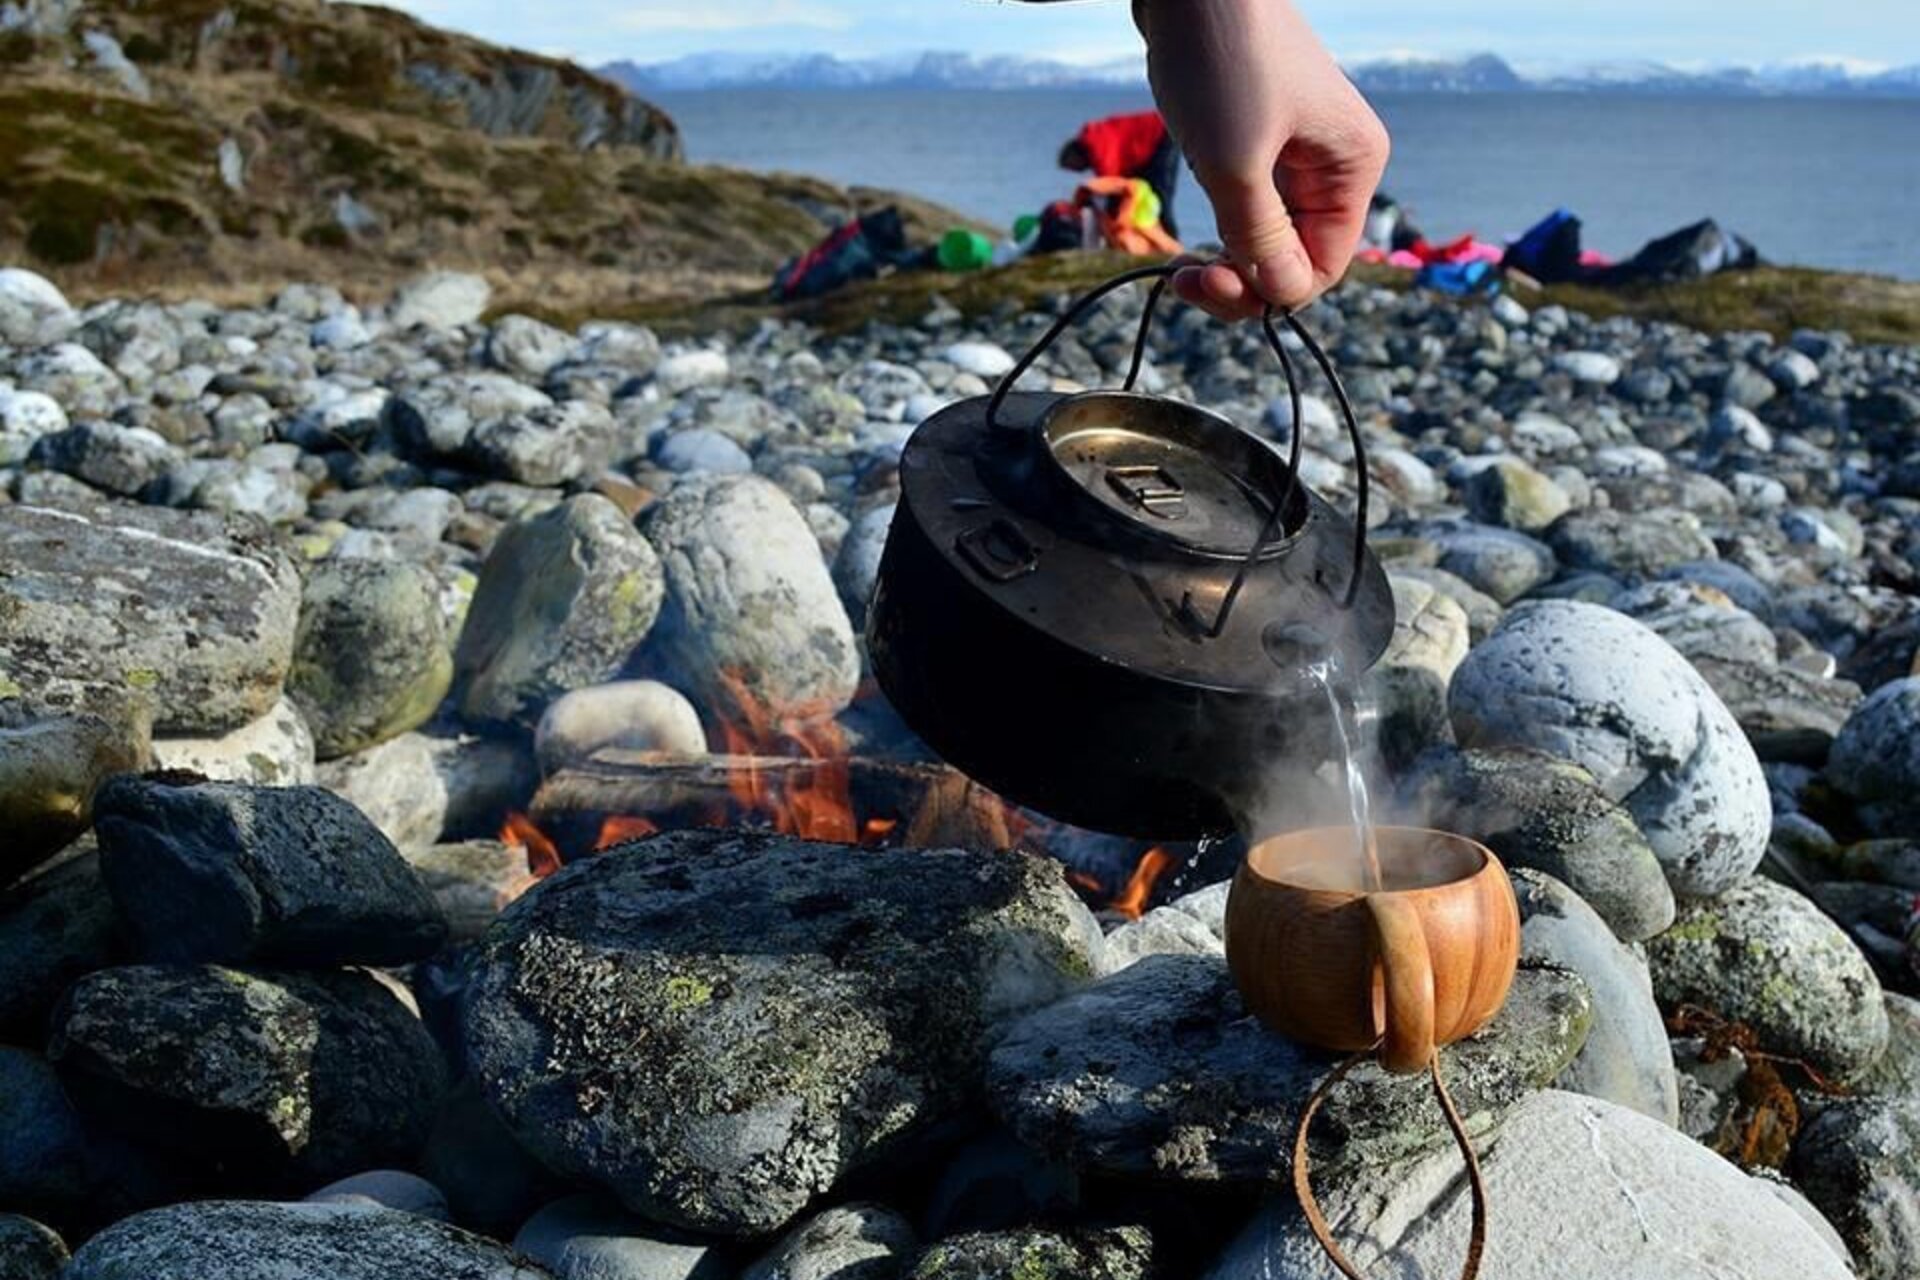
[866,265,1394,840]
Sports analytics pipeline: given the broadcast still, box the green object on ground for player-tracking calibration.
[1012,213,1039,242]
[938,229,994,273]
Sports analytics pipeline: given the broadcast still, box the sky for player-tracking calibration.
[385,0,1920,70]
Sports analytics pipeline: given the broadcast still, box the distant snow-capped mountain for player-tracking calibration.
[602,50,1920,97]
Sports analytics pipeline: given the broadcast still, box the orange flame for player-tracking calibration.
[500,811,562,879]
[1108,846,1174,920]
[717,671,860,844]
[595,814,660,849]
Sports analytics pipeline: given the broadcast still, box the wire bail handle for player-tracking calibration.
[983,263,1372,632]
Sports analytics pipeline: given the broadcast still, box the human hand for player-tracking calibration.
[1134,0,1389,318]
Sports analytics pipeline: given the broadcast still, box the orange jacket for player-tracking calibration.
[1075,177,1182,256]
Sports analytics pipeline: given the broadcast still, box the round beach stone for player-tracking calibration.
[0,267,76,346]
[1553,350,1621,384]
[1463,456,1571,533]
[1512,870,1677,1123]
[456,494,665,727]
[1544,506,1717,581]
[987,954,1589,1185]
[0,501,301,734]
[654,350,731,395]
[832,502,895,631]
[1422,522,1557,604]
[389,272,491,330]
[460,832,1101,1236]
[93,775,447,967]
[1792,1098,1920,1280]
[386,372,553,459]
[836,360,930,423]
[469,401,619,488]
[289,559,452,759]
[641,474,859,724]
[1400,747,1674,941]
[64,1201,551,1280]
[1449,600,1770,898]
[49,965,448,1189]
[0,1215,67,1280]
[0,388,66,465]
[742,1204,917,1280]
[907,1226,1151,1280]
[487,315,576,382]
[940,341,1015,380]
[306,1170,450,1221]
[534,680,707,774]
[1368,575,1470,767]
[1646,877,1888,1080]
[1206,1090,1851,1280]
[1608,580,1778,667]
[514,1194,727,1280]
[653,427,752,475]
[1829,677,1920,831]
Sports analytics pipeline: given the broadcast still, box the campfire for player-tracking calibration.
[498,679,1187,920]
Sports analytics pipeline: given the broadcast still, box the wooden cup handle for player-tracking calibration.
[1366,893,1436,1075]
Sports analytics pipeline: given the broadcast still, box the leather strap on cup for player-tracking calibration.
[1365,892,1436,1074]
[1291,1048,1489,1280]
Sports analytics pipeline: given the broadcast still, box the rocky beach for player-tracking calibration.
[2,249,1918,1280]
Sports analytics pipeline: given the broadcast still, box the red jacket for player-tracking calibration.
[1076,111,1168,179]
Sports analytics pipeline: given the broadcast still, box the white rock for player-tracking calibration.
[1508,411,1582,457]
[534,681,707,775]
[1263,391,1338,441]
[306,1171,450,1222]
[311,310,372,351]
[1552,350,1622,385]
[1450,600,1770,898]
[653,350,731,396]
[1206,1091,1851,1279]
[151,697,317,787]
[1490,295,1530,328]
[0,387,67,464]
[941,340,1016,379]
[1769,348,1822,391]
[0,267,76,346]
[388,272,491,331]
[515,1194,716,1280]
[1588,444,1667,478]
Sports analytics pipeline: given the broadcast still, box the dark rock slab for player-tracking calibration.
[1793,1098,1920,1280]
[461,831,1102,1236]
[94,776,446,967]
[0,844,119,1039]
[49,965,447,1190]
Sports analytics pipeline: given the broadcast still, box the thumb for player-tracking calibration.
[1202,170,1316,311]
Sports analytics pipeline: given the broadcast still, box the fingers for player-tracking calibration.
[1203,170,1320,313]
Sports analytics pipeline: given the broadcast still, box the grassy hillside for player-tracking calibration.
[0,0,973,308]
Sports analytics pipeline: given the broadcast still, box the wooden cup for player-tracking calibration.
[1224,826,1519,1075]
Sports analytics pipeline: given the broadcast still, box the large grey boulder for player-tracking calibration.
[1544,507,1717,581]
[1512,870,1677,1124]
[461,831,1101,1236]
[487,315,577,382]
[1204,1091,1851,1280]
[49,965,448,1189]
[385,372,552,459]
[0,502,301,733]
[468,401,619,487]
[988,954,1590,1185]
[94,775,446,967]
[289,560,452,759]
[1449,600,1769,898]
[642,475,860,724]
[1399,747,1674,942]
[456,495,664,727]
[65,1201,551,1280]
[1646,877,1888,1080]
[1792,1097,1920,1280]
